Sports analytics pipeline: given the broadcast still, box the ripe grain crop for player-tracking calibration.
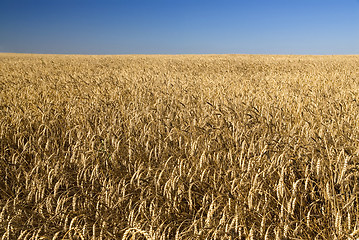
[1,53,359,239]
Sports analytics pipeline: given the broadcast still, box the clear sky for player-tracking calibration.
[1,0,358,55]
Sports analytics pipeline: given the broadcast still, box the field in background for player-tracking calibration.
[1,53,359,239]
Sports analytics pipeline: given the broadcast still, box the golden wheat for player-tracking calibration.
[1,53,359,239]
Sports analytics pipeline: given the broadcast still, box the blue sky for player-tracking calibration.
[1,0,358,54]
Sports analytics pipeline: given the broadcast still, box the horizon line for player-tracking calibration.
[1,52,359,57]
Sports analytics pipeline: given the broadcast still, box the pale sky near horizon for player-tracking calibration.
[1,0,359,55]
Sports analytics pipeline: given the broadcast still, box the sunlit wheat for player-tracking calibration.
[1,53,359,239]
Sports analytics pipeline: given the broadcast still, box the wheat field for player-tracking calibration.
[1,53,359,239]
